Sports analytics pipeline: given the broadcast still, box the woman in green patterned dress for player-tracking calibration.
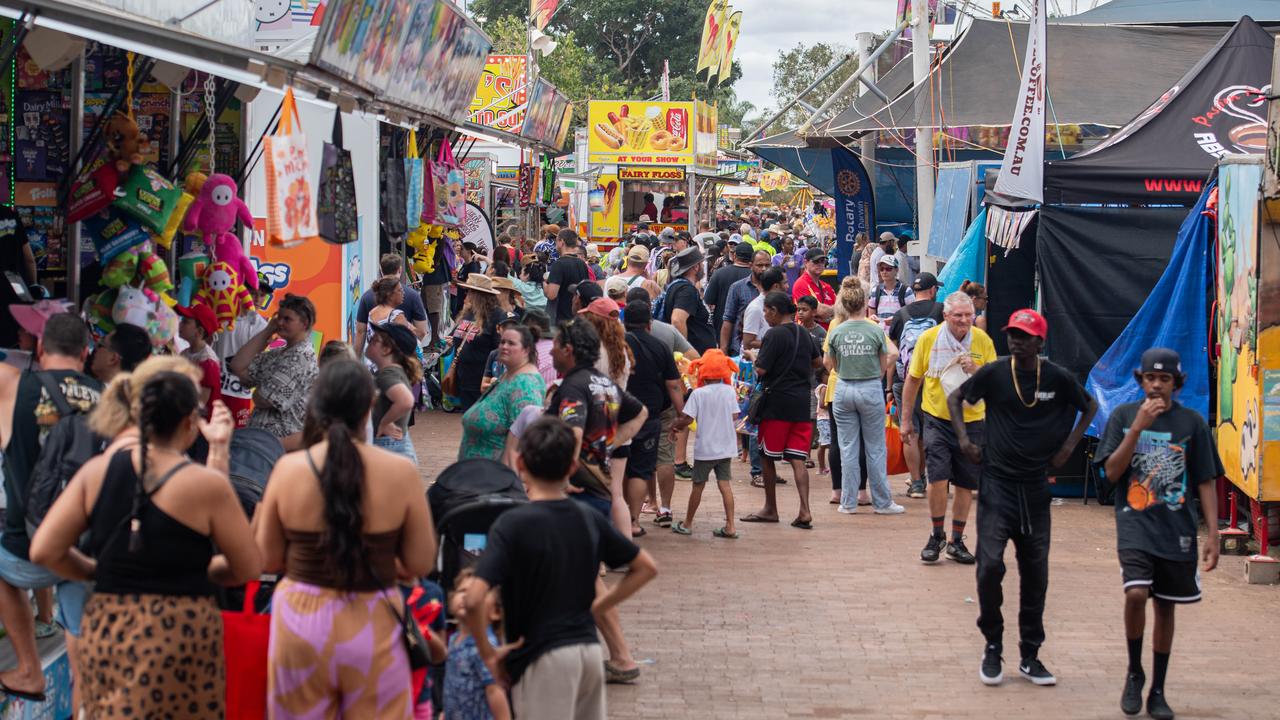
[457,323,547,461]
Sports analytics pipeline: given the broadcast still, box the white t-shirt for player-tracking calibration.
[683,381,740,462]
[742,295,768,344]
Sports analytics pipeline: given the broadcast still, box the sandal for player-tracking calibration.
[750,476,765,488]
[805,460,815,468]
[671,521,693,535]
[739,513,779,523]
[790,518,813,530]
[713,526,738,539]
[653,512,672,527]
[605,661,640,684]
[631,527,647,538]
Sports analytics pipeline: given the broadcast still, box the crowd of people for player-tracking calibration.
[0,201,1225,720]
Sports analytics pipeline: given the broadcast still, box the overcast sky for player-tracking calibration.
[731,0,898,114]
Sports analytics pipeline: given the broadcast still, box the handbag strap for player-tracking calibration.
[241,580,262,615]
[278,88,302,135]
[331,111,344,149]
[437,139,455,167]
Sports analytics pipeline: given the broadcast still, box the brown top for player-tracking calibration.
[283,528,402,591]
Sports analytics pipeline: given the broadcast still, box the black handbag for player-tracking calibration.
[380,129,409,236]
[747,325,803,424]
[318,112,359,245]
[367,561,430,670]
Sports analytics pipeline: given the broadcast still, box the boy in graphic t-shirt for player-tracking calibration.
[1096,348,1221,720]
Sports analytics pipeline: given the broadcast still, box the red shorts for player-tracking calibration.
[758,419,813,460]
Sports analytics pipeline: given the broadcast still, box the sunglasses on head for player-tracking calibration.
[811,256,828,265]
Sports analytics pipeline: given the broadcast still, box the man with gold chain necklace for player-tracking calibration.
[947,309,1097,689]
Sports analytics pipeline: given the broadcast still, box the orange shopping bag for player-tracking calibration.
[885,401,909,475]
[264,88,319,248]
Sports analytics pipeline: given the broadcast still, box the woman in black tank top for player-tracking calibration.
[30,371,261,719]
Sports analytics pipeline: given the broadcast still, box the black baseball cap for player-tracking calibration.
[913,272,941,292]
[575,281,604,304]
[733,242,755,261]
[1139,348,1184,376]
[370,322,419,358]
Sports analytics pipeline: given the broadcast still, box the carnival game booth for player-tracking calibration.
[585,99,719,240]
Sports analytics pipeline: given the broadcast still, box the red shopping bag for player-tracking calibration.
[223,580,270,720]
[885,401,909,476]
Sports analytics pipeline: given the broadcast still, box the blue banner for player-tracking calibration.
[1084,178,1216,437]
[831,148,875,280]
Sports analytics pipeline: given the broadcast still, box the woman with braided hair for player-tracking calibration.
[30,371,262,718]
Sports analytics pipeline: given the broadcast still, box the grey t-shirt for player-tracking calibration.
[373,365,412,434]
[648,320,694,356]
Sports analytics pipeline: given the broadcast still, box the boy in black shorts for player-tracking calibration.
[1096,348,1220,720]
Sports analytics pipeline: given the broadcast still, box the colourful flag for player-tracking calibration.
[530,0,558,31]
[696,0,727,79]
[716,11,743,85]
[993,0,1046,202]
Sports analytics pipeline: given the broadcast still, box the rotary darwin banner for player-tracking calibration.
[831,148,875,279]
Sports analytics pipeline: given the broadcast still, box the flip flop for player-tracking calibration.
[0,681,46,702]
[790,518,813,530]
[713,526,739,539]
[671,521,693,535]
[631,527,647,538]
[740,513,779,523]
[751,476,766,488]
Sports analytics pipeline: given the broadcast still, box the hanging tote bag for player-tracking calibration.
[222,581,270,720]
[317,112,359,245]
[404,129,424,231]
[430,141,467,227]
[885,400,909,475]
[264,88,319,248]
[380,134,408,237]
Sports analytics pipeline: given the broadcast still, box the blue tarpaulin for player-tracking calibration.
[938,207,988,291]
[929,164,975,260]
[1084,178,1216,437]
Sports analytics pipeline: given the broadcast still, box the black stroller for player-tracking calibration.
[427,458,527,593]
[218,428,283,612]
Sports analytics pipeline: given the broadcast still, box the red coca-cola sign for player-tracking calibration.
[666,108,688,147]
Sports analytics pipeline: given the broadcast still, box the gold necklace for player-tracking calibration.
[1011,356,1041,408]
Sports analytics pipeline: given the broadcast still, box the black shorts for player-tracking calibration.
[1119,549,1202,604]
[626,417,662,482]
[922,414,983,491]
[892,381,925,435]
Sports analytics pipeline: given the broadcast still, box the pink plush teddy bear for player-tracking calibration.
[184,173,258,290]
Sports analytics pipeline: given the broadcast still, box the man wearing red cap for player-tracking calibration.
[946,308,1097,689]
[176,301,222,418]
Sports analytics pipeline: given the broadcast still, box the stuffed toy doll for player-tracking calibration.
[184,173,257,290]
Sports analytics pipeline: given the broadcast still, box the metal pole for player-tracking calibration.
[742,51,857,143]
[794,18,909,136]
[912,0,935,263]
[68,50,84,304]
[855,31,877,174]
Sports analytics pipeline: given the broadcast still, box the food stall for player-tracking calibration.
[585,99,718,240]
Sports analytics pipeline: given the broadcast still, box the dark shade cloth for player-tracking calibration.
[1037,205,1185,380]
[474,499,639,684]
[985,217,1038,356]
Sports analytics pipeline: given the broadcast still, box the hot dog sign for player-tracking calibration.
[587,101,699,164]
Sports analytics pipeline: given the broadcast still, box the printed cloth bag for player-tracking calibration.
[430,141,467,227]
[264,88,319,248]
[405,129,424,230]
[317,112,359,245]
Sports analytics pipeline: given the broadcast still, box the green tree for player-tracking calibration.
[768,42,859,130]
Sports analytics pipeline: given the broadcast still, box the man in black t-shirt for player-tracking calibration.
[949,309,1096,689]
[742,292,822,530]
[544,229,592,324]
[704,242,754,334]
[889,272,945,498]
[623,301,685,534]
[467,417,657,717]
[1096,348,1220,720]
[663,246,717,353]
[353,253,429,356]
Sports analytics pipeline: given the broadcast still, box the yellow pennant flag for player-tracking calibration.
[716,11,743,85]
[696,0,728,79]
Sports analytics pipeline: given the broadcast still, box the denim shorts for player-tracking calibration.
[373,435,419,465]
[0,542,91,637]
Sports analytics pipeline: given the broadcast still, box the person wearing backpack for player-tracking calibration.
[889,272,945,499]
[868,256,915,332]
[0,312,101,702]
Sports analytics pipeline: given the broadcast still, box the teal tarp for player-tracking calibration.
[938,207,987,291]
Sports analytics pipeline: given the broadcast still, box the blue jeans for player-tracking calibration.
[833,378,890,511]
[373,435,419,464]
[0,542,91,636]
[749,434,762,476]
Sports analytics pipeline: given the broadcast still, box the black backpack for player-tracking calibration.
[24,373,102,539]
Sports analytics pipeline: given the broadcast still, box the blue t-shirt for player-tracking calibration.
[444,629,499,720]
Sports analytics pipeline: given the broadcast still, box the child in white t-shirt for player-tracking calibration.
[671,350,740,539]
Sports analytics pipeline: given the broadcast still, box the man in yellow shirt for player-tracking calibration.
[901,291,997,564]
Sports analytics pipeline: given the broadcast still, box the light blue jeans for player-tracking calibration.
[373,435,419,464]
[833,378,891,511]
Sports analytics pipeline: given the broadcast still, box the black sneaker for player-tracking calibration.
[653,512,672,528]
[947,538,976,564]
[980,644,1003,686]
[1121,671,1144,715]
[1146,689,1175,720]
[675,462,693,479]
[921,533,946,563]
[1018,658,1056,686]
[908,479,926,498]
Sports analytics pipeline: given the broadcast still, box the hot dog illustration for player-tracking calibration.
[594,122,625,149]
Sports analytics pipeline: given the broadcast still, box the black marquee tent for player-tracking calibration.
[1037,16,1274,380]
[1043,16,1276,205]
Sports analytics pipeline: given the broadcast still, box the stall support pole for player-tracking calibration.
[68,51,85,305]
[911,0,934,263]
[856,32,877,175]
[167,87,181,271]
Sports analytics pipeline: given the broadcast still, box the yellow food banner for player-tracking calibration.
[588,101,694,164]
[469,54,528,132]
[591,174,622,237]
[718,11,743,82]
[696,0,727,77]
[759,169,791,192]
[694,100,718,171]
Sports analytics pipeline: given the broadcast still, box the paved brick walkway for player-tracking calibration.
[412,413,1280,719]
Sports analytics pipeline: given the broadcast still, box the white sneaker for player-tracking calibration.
[837,505,858,514]
[874,503,906,515]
